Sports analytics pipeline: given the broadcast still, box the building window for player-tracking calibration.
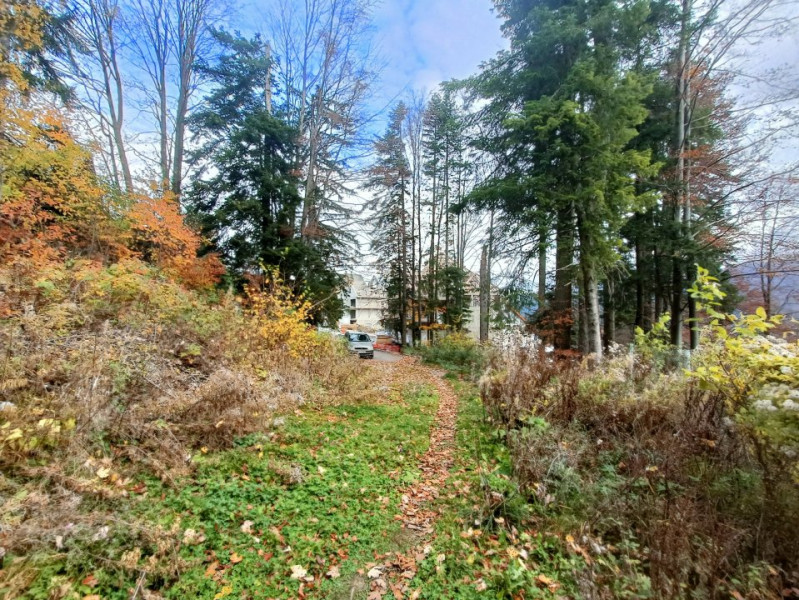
[350,318,357,324]
[350,309,356,320]
[351,298,356,308]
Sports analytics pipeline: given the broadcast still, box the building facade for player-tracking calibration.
[338,274,387,332]
[338,271,525,340]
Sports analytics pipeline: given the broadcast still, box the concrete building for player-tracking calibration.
[338,274,387,332]
[338,271,525,340]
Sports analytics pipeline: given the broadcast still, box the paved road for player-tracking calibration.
[373,350,402,362]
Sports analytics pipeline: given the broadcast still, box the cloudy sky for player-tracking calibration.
[370,0,506,100]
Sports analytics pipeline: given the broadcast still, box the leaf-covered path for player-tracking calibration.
[350,358,459,599]
[3,355,466,600]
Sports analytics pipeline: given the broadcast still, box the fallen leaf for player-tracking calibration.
[213,585,232,599]
[204,561,220,577]
[81,574,98,588]
[326,565,341,579]
[240,520,254,534]
[230,552,243,564]
[367,566,383,579]
[290,565,308,579]
[537,574,555,586]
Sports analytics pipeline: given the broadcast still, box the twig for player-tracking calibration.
[130,570,146,600]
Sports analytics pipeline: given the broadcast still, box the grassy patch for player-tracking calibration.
[409,378,584,599]
[3,383,438,599]
[410,334,485,379]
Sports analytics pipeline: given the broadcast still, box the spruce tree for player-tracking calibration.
[186,30,344,324]
[367,103,412,343]
[469,0,663,357]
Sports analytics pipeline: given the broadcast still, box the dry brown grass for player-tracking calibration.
[0,263,364,562]
[481,347,799,598]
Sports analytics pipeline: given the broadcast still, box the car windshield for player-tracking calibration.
[349,333,371,342]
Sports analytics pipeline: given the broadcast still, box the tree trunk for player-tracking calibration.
[170,0,202,197]
[399,180,408,346]
[301,96,322,237]
[578,298,588,355]
[603,280,615,350]
[428,164,438,341]
[90,0,133,193]
[480,245,489,342]
[582,259,602,359]
[553,205,574,352]
[670,246,683,348]
[538,225,547,310]
[670,0,691,350]
[635,237,644,330]
[688,263,698,349]
[416,143,423,345]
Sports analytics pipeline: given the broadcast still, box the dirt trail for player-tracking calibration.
[347,357,458,600]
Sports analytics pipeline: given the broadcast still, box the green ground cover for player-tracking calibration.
[8,383,437,600]
[410,378,583,600]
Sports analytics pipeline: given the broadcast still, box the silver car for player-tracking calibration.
[345,331,374,359]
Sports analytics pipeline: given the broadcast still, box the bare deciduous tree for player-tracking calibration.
[270,0,377,240]
[126,0,216,194]
[75,0,133,192]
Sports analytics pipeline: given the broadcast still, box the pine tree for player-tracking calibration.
[367,102,412,344]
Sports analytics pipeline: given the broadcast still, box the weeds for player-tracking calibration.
[2,375,438,599]
[0,259,368,596]
[412,333,486,379]
[481,339,799,598]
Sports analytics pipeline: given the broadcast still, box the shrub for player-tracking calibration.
[480,283,799,598]
[416,332,486,376]
[0,258,362,560]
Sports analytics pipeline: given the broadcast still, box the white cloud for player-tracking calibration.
[372,0,506,103]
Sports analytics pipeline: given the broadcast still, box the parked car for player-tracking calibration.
[345,331,374,359]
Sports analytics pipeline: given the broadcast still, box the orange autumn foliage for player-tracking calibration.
[128,191,225,289]
[1,105,223,290]
[0,108,130,270]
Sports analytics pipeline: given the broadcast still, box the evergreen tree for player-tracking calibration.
[437,263,472,331]
[367,102,411,343]
[186,30,343,325]
[469,0,666,357]
[421,88,473,337]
